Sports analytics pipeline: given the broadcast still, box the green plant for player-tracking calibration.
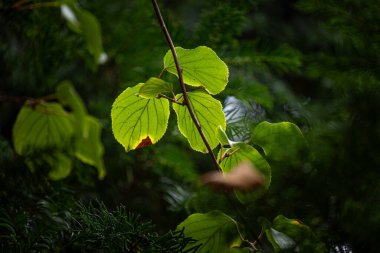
[109,1,326,252]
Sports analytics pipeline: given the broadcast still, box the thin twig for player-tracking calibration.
[156,94,183,105]
[152,0,221,171]
[220,147,241,163]
[14,1,60,10]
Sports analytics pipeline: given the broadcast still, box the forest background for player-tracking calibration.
[1,0,379,252]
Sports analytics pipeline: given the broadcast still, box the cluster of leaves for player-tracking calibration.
[12,82,105,180]
[110,37,323,252]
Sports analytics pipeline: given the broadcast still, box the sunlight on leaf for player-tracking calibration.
[111,84,170,152]
[177,211,241,253]
[164,46,229,95]
[173,91,226,153]
[138,77,173,99]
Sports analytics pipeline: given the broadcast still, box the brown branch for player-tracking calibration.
[15,1,61,10]
[151,0,221,171]
[156,94,184,105]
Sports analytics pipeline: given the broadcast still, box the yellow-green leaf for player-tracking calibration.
[172,91,226,153]
[138,77,173,99]
[13,103,74,156]
[177,211,241,253]
[111,84,170,152]
[164,46,229,95]
[75,116,106,179]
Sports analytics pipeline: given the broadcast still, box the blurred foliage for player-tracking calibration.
[0,0,379,252]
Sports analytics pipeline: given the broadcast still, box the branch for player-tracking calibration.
[156,94,184,105]
[151,0,221,171]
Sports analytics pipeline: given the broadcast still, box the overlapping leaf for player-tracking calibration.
[177,211,241,253]
[219,143,271,189]
[13,103,74,156]
[172,91,226,153]
[75,116,106,179]
[57,81,106,179]
[164,46,229,95]
[138,77,173,99]
[111,84,170,151]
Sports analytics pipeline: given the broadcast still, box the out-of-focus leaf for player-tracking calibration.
[172,91,226,153]
[56,81,87,135]
[219,143,271,189]
[75,116,106,179]
[252,121,308,163]
[177,211,241,253]
[60,1,106,64]
[111,84,170,152]
[164,46,229,95]
[201,161,264,191]
[45,152,73,180]
[156,144,197,183]
[13,103,74,156]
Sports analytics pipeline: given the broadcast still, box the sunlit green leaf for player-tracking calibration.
[216,125,230,146]
[13,103,74,156]
[219,143,271,189]
[252,121,308,162]
[172,91,226,153]
[111,84,170,152]
[75,116,106,179]
[164,46,229,95]
[60,1,106,64]
[138,77,173,99]
[177,211,241,253]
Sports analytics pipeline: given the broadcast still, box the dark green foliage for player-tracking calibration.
[1,0,380,252]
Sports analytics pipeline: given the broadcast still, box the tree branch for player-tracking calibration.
[151,0,221,171]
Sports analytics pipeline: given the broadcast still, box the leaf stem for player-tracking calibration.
[156,94,183,105]
[152,0,221,171]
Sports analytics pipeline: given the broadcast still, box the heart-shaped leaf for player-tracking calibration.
[177,211,241,253]
[172,91,226,153]
[138,77,173,99]
[111,84,170,151]
[164,46,229,95]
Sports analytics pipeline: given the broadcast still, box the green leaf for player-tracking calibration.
[177,211,241,253]
[111,84,170,152]
[75,116,106,179]
[267,215,327,253]
[219,143,271,189]
[56,81,87,134]
[138,77,173,99]
[252,121,308,162]
[216,126,230,146]
[172,91,226,153]
[45,152,73,180]
[13,103,74,156]
[61,1,106,64]
[265,228,296,252]
[164,46,229,95]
